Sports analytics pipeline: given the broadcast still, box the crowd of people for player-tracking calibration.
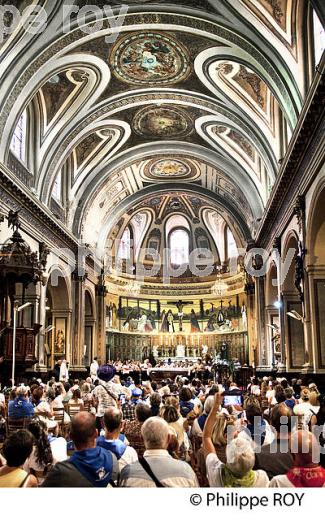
[0,365,325,488]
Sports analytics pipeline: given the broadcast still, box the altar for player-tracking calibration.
[107,330,249,365]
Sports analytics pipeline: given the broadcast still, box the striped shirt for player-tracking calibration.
[120,449,198,487]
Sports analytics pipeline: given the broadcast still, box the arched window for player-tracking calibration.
[313,10,325,67]
[117,227,131,260]
[169,228,189,265]
[227,227,238,259]
[10,109,27,162]
[52,171,62,202]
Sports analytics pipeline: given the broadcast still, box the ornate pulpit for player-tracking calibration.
[0,211,49,376]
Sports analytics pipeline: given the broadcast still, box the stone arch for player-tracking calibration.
[306,181,325,369]
[45,267,72,368]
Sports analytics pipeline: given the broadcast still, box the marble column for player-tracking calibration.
[96,275,107,364]
[71,272,86,369]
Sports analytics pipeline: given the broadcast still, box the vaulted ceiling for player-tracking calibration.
[0,0,316,255]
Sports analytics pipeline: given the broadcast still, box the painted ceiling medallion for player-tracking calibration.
[133,106,193,139]
[146,158,195,180]
[110,32,190,85]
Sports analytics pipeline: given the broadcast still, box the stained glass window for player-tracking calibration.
[170,228,189,265]
[10,109,27,162]
[118,227,131,260]
[313,10,325,67]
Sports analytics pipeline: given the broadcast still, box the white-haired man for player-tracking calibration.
[203,393,269,487]
[120,417,198,487]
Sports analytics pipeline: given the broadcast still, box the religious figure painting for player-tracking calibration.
[111,32,190,85]
[190,309,200,332]
[133,106,193,139]
[54,329,65,354]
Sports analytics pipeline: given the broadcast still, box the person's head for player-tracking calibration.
[64,382,71,393]
[165,396,179,408]
[290,430,320,466]
[70,412,97,450]
[97,363,116,383]
[93,357,98,361]
[300,388,310,402]
[162,405,179,424]
[204,395,215,415]
[103,408,122,435]
[28,418,53,466]
[274,384,286,403]
[16,386,28,399]
[32,386,44,403]
[179,386,192,402]
[132,388,143,402]
[2,430,34,467]
[226,437,255,477]
[284,387,294,399]
[141,417,170,450]
[135,402,152,423]
[72,388,81,400]
[245,402,263,424]
[309,391,319,407]
[270,403,293,434]
[150,392,162,409]
[212,414,235,447]
[81,383,90,394]
[46,388,56,402]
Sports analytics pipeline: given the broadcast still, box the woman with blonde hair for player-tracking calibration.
[293,389,314,429]
[196,413,236,485]
[161,405,190,460]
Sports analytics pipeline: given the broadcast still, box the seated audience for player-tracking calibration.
[238,400,273,446]
[23,418,55,484]
[0,430,37,487]
[42,412,119,487]
[122,394,136,421]
[269,430,325,487]
[120,417,198,487]
[161,405,190,460]
[203,394,269,487]
[293,389,314,429]
[68,388,84,409]
[254,403,294,479]
[97,408,138,470]
[284,388,296,410]
[123,403,152,457]
[191,395,215,437]
[149,392,162,416]
[8,386,34,420]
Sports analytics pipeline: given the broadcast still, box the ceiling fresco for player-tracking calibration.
[132,105,194,139]
[0,0,315,262]
[110,32,191,86]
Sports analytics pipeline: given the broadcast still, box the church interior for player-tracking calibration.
[0,0,324,384]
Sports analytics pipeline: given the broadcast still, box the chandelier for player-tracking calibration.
[211,276,227,297]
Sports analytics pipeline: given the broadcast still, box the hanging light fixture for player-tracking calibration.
[122,280,142,296]
[211,266,227,296]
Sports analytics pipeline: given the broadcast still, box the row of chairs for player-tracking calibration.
[3,401,93,439]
